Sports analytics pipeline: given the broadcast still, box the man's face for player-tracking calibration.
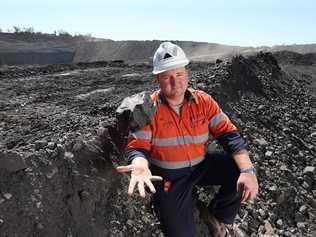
[156,67,189,100]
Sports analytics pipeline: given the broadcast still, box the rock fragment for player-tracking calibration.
[254,137,268,146]
[0,151,27,172]
[47,142,56,149]
[264,220,275,235]
[3,193,12,200]
[303,166,315,174]
[35,139,48,150]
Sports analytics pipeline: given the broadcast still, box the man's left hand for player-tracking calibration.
[236,173,259,203]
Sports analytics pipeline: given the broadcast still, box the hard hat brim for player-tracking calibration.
[152,59,190,75]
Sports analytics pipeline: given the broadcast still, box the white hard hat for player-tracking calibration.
[152,42,190,75]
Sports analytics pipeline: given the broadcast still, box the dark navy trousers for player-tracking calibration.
[150,151,242,237]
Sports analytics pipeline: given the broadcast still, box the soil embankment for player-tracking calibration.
[0,52,315,236]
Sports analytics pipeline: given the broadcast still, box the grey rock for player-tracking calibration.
[36,222,44,229]
[258,209,266,217]
[302,181,309,189]
[116,91,156,132]
[264,220,275,235]
[126,219,134,226]
[36,202,42,208]
[234,225,247,236]
[75,88,114,100]
[3,193,12,200]
[0,151,27,172]
[196,83,207,90]
[284,231,292,236]
[35,139,48,150]
[298,151,304,157]
[299,205,307,214]
[265,151,273,157]
[276,219,283,227]
[287,143,293,148]
[258,105,265,110]
[121,73,140,78]
[46,167,58,179]
[47,142,56,149]
[56,143,64,153]
[254,137,268,146]
[64,151,74,159]
[295,212,305,223]
[296,222,306,228]
[269,185,277,191]
[303,166,315,174]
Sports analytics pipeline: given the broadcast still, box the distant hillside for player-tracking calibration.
[0,32,101,65]
[73,40,316,64]
[1,31,316,66]
[73,40,256,63]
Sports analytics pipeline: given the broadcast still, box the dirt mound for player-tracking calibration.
[273,51,316,65]
[189,52,289,108]
[273,51,316,109]
[0,52,315,236]
[192,53,316,236]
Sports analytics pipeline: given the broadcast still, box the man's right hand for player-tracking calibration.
[116,157,163,198]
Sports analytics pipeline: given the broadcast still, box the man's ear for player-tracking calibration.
[185,67,190,75]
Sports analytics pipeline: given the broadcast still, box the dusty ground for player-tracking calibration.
[0,53,315,236]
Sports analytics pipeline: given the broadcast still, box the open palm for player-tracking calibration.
[116,160,163,198]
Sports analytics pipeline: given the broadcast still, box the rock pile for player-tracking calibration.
[0,52,315,236]
[193,52,316,236]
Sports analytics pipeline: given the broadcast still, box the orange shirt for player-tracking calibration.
[127,88,238,169]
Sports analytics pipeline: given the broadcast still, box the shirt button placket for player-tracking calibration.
[179,119,191,168]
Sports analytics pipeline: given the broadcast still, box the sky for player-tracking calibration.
[1,0,315,46]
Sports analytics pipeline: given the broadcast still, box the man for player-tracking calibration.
[116,42,258,237]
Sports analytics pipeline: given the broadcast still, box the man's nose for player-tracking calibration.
[170,76,180,84]
[169,76,175,85]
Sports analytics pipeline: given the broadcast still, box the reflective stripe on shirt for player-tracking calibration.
[149,155,205,169]
[129,130,152,140]
[152,132,209,147]
[208,111,227,128]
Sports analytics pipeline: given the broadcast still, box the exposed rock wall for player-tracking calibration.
[0,51,75,66]
[0,53,315,236]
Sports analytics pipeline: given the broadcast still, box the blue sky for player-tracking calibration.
[1,0,315,46]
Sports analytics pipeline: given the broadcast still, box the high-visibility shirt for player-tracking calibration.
[126,88,247,169]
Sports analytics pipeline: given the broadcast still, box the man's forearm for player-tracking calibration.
[232,149,254,170]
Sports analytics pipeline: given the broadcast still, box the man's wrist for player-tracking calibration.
[132,156,149,167]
